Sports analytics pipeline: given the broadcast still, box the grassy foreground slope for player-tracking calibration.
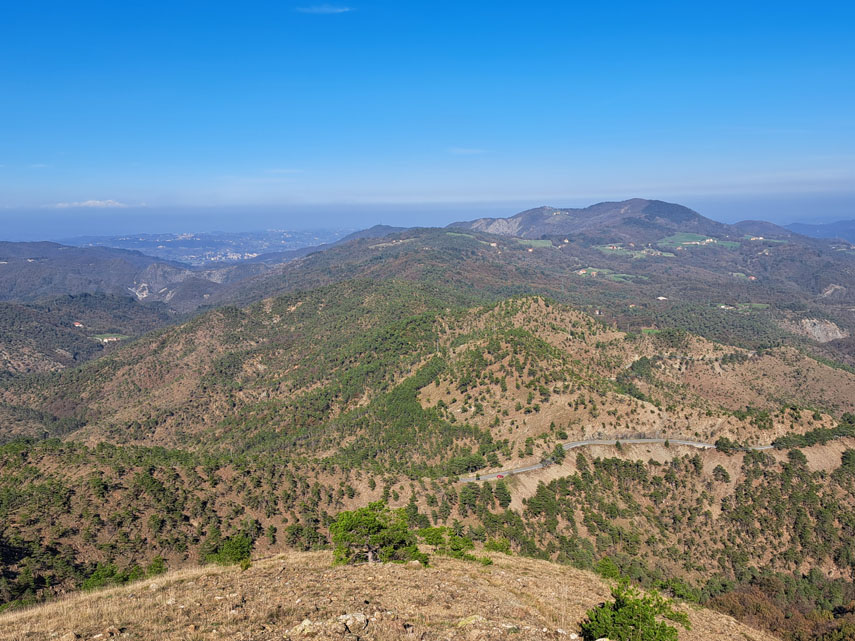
[0,550,779,641]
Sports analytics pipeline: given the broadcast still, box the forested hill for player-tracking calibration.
[0,240,269,311]
[195,222,855,367]
[3,203,855,640]
[2,276,855,638]
[0,294,174,374]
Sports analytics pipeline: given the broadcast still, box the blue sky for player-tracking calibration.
[1,1,854,236]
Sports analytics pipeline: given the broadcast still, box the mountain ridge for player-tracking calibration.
[787,219,855,243]
[448,198,805,245]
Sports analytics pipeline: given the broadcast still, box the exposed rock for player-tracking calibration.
[338,612,368,632]
[289,618,320,637]
[332,622,348,634]
[820,283,847,298]
[780,317,849,343]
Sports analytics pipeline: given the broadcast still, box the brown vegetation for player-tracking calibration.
[0,551,779,641]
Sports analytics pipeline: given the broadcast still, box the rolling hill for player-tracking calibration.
[4,200,855,640]
[787,219,855,243]
[3,277,855,640]
[0,241,269,312]
[0,294,174,374]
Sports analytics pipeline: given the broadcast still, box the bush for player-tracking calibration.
[146,556,166,576]
[715,437,737,454]
[206,534,253,565]
[712,465,731,483]
[580,580,690,641]
[81,562,144,591]
[595,556,622,580]
[484,537,512,555]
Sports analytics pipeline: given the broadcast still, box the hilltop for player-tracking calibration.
[0,550,781,641]
[448,199,733,242]
[447,199,801,246]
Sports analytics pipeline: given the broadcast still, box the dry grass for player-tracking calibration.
[0,551,779,641]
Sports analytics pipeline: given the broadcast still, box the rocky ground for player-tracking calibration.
[0,551,780,641]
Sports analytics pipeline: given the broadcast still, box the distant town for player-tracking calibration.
[59,229,351,265]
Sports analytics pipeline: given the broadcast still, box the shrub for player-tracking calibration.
[580,580,691,641]
[484,537,512,555]
[146,556,166,576]
[81,562,144,591]
[715,437,737,454]
[712,465,731,483]
[595,556,622,580]
[206,534,253,565]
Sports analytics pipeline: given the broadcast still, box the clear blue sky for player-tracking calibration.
[1,1,854,237]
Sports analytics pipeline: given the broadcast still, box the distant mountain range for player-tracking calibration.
[2,199,855,372]
[786,219,855,243]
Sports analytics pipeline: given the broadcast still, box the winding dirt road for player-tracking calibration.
[458,437,774,483]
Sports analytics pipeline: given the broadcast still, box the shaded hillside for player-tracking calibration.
[26,293,174,337]
[0,294,175,374]
[0,242,181,301]
[0,303,101,373]
[0,241,269,312]
[787,219,855,243]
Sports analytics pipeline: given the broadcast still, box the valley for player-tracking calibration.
[2,200,855,640]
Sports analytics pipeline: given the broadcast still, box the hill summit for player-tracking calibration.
[0,550,779,641]
[447,199,729,240]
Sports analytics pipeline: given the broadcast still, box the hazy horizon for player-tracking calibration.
[1,191,853,242]
[3,1,853,238]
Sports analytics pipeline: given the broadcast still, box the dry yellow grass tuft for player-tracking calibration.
[0,551,779,641]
